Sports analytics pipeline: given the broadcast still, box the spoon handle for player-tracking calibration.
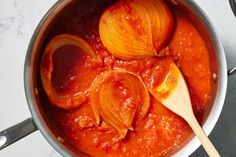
[186,116,220,157]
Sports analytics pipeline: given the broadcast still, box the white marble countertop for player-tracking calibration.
[0,0,235,157]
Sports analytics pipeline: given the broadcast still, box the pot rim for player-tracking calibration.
[24,0,227,157]
[173,0,227,156]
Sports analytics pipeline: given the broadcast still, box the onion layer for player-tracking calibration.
[90,70,150,138]
[40,34,97,110]
[99,0,173,60]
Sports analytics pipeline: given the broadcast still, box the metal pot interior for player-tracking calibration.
[24,0,227,156]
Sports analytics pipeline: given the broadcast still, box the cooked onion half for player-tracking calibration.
[40,34,97,110]
[99,0,173,60]
[90,70,150,138]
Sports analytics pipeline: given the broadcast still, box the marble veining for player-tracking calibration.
[13,0,35,38]
[0,17,14,45]
[0,17,13,34]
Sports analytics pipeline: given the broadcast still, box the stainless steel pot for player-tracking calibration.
[229,0,236,18]
[0,0,235,156]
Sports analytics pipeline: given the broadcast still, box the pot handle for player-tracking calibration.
[0,118,38,150]
[228,66,236,76]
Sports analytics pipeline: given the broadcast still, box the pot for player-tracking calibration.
[229,0,236,18]
[0,0,235,156]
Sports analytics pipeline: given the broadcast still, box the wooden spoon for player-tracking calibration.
[150,62,220,157]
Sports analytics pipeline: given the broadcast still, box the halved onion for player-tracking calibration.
[40,34,97,110]
[90,70,150,138]
[99,0,173,60]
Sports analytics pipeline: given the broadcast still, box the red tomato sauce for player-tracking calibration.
[51,46,94,96]
[40,1,212,156]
